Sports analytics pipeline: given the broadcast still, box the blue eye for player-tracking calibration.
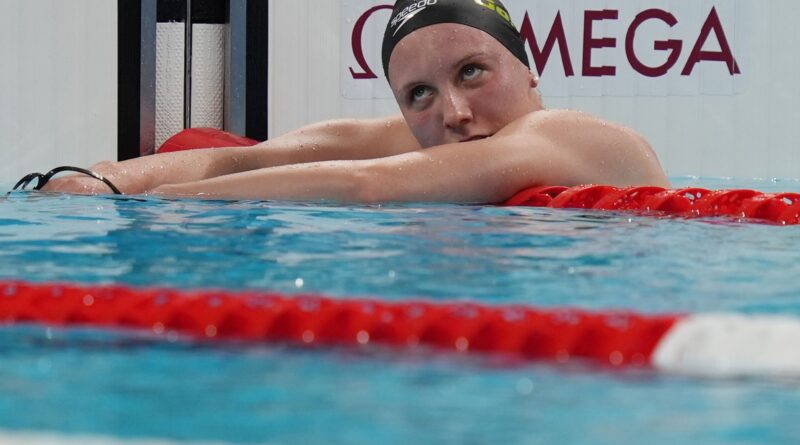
[462,65,483,80]
[410,86,432,102]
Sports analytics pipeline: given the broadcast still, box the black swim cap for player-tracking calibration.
[381,0,530,81]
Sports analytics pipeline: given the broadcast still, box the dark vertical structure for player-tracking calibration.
[117,0,156,160]
[245,0,269,142]
[117,1,143,161]
[117,0,270,161]
[155,0,186,22]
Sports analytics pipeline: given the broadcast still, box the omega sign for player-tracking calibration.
[341,0,748,98]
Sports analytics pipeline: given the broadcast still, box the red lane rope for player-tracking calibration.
[0,281,681,367]
[503,185,800,225]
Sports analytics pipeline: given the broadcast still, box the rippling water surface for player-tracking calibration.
[0,177,798,444]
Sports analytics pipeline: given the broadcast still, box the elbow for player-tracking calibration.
[629,137,670,188]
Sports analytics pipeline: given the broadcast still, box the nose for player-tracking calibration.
[441,88,473,130]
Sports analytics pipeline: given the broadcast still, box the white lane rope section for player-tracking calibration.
[653,314,800,378]
[0,431,231,445]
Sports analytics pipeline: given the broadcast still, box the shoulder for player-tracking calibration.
[504,109,635,141]
[501,109,669,187]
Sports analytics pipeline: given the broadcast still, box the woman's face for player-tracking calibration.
[388,23,542,148]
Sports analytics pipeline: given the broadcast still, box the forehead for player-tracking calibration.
[387,23,507,82]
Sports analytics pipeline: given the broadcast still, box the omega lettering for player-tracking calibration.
[518,6,740,78]
[350,4,742,81]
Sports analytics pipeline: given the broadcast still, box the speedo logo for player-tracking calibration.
[390,0,438,32]
[474,0,514,27]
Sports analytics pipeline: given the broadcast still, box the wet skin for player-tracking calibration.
[388,23,543,148]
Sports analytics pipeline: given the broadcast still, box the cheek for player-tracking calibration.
[481,76,533,121]
[404,111,441,148]
[474,89,516,122]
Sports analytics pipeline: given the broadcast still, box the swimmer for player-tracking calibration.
[43,0,669,202]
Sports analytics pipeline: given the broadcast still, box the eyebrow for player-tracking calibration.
[398,51,491,93]
[449,51,490,71]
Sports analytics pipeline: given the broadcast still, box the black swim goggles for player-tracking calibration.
[11,166,122,195]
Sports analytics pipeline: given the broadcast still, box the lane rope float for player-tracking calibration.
[2,280,799,377]
[503,184,800,225]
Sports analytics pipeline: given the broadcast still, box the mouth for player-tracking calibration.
[460,135,490,143]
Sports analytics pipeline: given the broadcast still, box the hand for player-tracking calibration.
[40,161,127,195]
[40,175,114,195]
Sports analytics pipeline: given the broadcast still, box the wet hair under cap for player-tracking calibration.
[381,0,530,81]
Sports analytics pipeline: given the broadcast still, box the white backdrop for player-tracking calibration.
[0,0,117,184]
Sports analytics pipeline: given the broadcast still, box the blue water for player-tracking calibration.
[0,177,799,444]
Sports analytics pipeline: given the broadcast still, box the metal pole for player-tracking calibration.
[184,0,193,129]
[227,0,248,135]
[140,0,157,155]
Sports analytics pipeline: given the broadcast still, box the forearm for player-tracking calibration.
[254,116,419,162]
[105,119,369,190]
[148,139,533,203]
[149,160,370,202]
[100,117,416,194]
[90,146,260,193]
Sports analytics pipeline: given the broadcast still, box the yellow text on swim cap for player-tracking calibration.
[474,0,513,26]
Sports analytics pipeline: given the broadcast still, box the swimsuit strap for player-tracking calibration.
[11,166,122,195]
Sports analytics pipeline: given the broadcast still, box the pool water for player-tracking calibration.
[0,177,799,444]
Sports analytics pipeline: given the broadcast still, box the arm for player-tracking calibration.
[42,115,421,194]
[150,110,669,203]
